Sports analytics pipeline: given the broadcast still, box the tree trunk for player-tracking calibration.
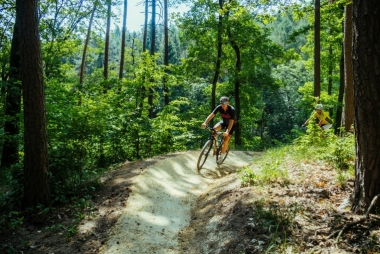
[163,0,169,106]
[143,0,148,52]
[138,0,149,110]
[352,1,380,213]
[335,47,344,134]
[211,0,224,115]
[314,0,321,99]
[119,0,127,81]
[79,5,96,105]
[227,26,241,147]
[103,1,111,93]
[16,0,51,208]
[328,44,333,118]
[343,3,354,132]
[148,0,156,119]
[1,23,21,170]
[328,44,333,96]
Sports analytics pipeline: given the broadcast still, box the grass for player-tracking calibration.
[237,128,356,252]
[238,147,290,187]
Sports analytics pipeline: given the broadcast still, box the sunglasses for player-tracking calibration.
[220,101,228,105]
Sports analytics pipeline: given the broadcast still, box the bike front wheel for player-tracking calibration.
[197,140,213,171]
[216,144,230,165]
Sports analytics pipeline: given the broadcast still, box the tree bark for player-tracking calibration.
[103,1,111,93]
[227,26,241,147]
[343,3,354,132]
[143,0,148,52]
[148,0,156,119]
[138,0,149,110]
[16,0,51,208]
[335,47,344,134]
[314,0,321,99]
[1,23,21,170]
[119,0,127,81]
[211,0,224,116]
[163,0,169,106]
[352,1,380,213]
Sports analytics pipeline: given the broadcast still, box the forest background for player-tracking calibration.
[1,0,370,242]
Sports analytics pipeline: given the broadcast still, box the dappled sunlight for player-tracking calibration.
[99,151,253,253]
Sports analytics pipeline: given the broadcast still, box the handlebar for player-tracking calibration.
[205,125,224,135]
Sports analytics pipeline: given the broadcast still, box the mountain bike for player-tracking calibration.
[197,126,230,171]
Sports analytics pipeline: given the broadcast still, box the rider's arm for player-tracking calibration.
[304,111,316,126]
[202,113,215,127]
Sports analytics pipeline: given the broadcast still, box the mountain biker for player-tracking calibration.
[302,104,334,135]
[201,96,237,163]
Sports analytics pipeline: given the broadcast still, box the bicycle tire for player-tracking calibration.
[197,140,213,171]
[216,143,230,165]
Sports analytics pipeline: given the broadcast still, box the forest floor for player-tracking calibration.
[1,150,380,253]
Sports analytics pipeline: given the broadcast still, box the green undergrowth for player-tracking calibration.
[239,125,355,187]
[237,126,355,252]
[248,199,304,253]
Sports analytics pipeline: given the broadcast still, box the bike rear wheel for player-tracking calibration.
[216,144,230,165]
[197,140,213,171]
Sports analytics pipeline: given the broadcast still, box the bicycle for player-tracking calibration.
[197,126,230,171]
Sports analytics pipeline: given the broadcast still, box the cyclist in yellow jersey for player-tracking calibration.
[302,104,334,131]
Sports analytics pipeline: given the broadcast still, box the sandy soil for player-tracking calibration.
[98,151,254,253]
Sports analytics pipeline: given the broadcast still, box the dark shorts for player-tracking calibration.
[216,121,236,136]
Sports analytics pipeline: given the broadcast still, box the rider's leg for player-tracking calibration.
[213,123,222,139]
[320,124,332,138]
[222,135,231,153]
[321,124,332,130]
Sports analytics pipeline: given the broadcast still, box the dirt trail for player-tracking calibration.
[98,151,254,253]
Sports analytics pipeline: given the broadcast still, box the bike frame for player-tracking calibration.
[197,126,230,171]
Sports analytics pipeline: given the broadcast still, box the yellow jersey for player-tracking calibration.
[310,111,334,125]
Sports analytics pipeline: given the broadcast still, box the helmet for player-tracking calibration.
[315,104,323,110]
[220,96,229,103]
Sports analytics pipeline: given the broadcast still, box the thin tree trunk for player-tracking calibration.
[79,5,96,105]
[328,43,333,119]
[119,0,127,82]
[148,0,156,119]
[343,3,354,132]
[103,1,111,93]
[314,0,321,99]
[328,45,332,96]
[1,23,21,170]
[143,0,148,52]
[163,0,169,106]
[335,47,344,134]
[138,0,149,110]
[227,27,241,147]
[211,0,224,115]
[16,0,51,207]
[352,1,380,213]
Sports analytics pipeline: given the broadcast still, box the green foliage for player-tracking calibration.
[336,167,354,189]
[325,130,355,170]
[294,126,355,173]
[1,211,24,230]
[238,148,289,187]
[44,196,95,242]
[266,60,313,142]
[0,163,24,225]
[249,199,303,253]
[293,127,355,189]
[240,127,355,191]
